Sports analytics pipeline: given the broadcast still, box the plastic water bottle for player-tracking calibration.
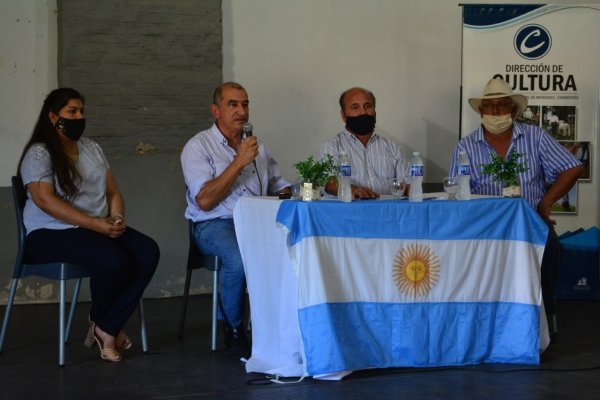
[338,150,352,203]
[409,152,423,202]
[456,150,471,201]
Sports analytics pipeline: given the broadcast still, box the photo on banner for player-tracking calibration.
[516,105,540,126]
[559,141,591,181]
[516,104,578,142]
[552,182,577,214]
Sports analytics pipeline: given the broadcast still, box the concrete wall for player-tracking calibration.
[1,0,222,303]
[1,0,59,303]
[57,0,223,300]
[0,0,58,187]
[58,0,221,155]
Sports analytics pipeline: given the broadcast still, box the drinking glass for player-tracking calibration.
[291,182,302,199]
[389,177,406,199]
[443,177,458,200]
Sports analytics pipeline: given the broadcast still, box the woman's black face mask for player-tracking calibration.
[55,117,86,141]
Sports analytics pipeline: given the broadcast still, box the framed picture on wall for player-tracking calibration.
[559,141,591,181]
[551,182,578,215]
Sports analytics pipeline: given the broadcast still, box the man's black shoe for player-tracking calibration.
[224,324,250,352]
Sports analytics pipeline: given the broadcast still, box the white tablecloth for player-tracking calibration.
[233,197,305,377]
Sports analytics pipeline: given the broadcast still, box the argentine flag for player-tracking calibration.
[276,198,548,376]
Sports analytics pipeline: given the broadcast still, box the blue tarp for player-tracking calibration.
[560,227,600,251]
[558,228,585,240]
[557,227,600,300]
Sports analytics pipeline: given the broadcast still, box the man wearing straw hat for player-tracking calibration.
[449,78,583,339]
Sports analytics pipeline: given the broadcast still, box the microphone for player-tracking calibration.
[242,121,262,194]
[243,122,253,137]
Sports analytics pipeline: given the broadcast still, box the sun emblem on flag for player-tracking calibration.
[393,243,440,297]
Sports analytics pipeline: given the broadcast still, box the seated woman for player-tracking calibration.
[17,88,159,362]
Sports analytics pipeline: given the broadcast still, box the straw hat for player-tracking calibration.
[468,78,528,115]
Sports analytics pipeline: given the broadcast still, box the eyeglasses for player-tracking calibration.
[480,101,514,113]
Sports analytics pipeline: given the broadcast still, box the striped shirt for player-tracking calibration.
[449,122,581,209]
[318,130,410,195]
[181,123,289,222]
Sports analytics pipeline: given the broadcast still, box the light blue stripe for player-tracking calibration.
[277,197,548,247]
[299,302,540,375]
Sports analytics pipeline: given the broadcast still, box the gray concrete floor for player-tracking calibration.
[1,296,599,399]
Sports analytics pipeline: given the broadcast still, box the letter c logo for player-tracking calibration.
[514,24,552,60]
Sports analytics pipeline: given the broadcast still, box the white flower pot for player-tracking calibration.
[301,182,321,201]
[502,185,521,198]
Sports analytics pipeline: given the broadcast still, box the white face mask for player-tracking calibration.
[481,114,513,135]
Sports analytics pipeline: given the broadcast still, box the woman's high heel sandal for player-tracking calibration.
[84,321,96,349]
[117,331,132,350]
[94,332,122,363]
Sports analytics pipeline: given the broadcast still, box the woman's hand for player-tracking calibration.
[108,214,127,237]
[27,171,128,239]
[91,216,126,238]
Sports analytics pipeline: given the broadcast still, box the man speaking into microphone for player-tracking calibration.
[181,82,290,351]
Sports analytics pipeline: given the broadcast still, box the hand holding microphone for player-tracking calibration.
[241,121,264,195]
[237,122,258,167]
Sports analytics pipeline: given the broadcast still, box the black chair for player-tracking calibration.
[177,219,222,351]
[0,176,148,366]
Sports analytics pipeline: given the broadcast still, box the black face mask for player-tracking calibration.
[56,118,86,141]
[345,114,376,136]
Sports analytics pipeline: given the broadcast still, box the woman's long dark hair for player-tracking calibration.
[17,88,85,200]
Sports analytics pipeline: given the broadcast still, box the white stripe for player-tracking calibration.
[291,237,543,309]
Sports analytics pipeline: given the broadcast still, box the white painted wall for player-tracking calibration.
[222,0,463,184]
[0,0,57,186]
[1,0,598,232]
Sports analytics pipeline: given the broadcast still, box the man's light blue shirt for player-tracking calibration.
[181,123,289,222]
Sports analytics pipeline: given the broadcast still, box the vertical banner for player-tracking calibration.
[461,4,599,218]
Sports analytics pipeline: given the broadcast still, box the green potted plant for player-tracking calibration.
[293,154,336,201]
[481,151,528,197]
